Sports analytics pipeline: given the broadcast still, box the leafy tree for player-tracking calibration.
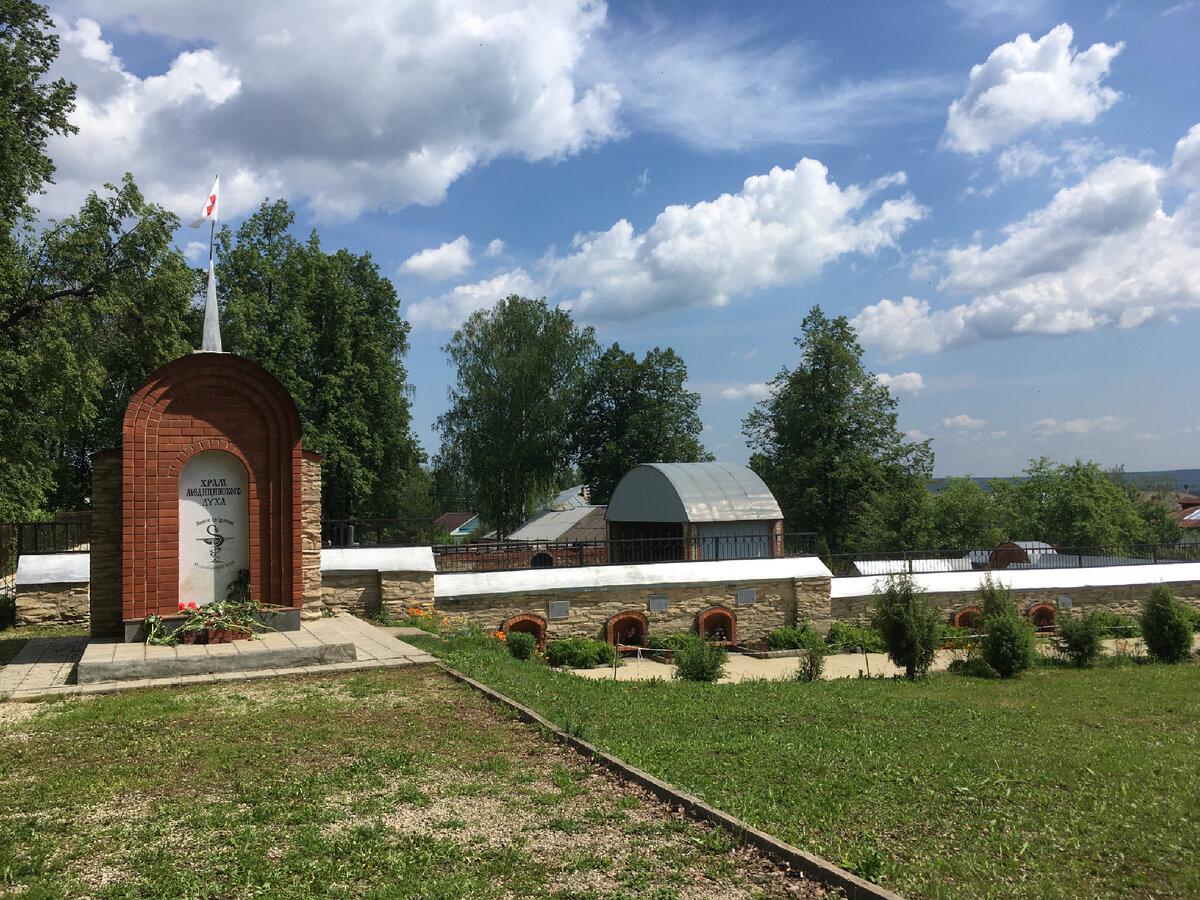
[571,343,712,504]
[0,176,197,517]
[743,306,932,555]
[989,458,1160,547]
[1053,611,1103,667]
[1141,584,1193,663]
[435,295,598,536]
[217,201,423,519]
[0,0,76,231]
[871,573,938,680]
[925,477,1005,550]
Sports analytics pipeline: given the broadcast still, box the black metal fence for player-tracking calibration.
[1,515,94,594]
[826,542,1200,578]
[321,518,440,549]
[431,532,820,574]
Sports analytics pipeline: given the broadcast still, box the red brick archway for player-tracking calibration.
[502,614,547,647]
[1028,602,1057,632]
[953,606,984,630]
[606,610,649,646]
[697,605,736,643]
[121,354,303,621]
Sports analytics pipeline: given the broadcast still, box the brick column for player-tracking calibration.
[89,449,123,637]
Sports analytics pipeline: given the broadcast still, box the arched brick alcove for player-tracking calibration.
[121,354,304,621]
[953,606,984,630]
[606,610,649,646]
[697,605,736,643]
[503,613,547,647]
[1028,602,1057,632]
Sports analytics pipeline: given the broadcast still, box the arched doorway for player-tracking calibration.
[953,606,984,630]
[502,613,547,648]
[697,605,737,643]
[1028,602,1057,633]
[606,610,649,646]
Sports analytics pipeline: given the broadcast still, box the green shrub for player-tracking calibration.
[764,623,821,651]
[642,631,697,652]
[983,612,1036,678]
[825,622,885,653]
[871,574,939,680]
[795,628,826,682]
[1091,609,1141,638]
[979,574,1035,678]
[673,635,727,682]
[1053,611,1103,667]
[946,656,995,678]
[506,630,537,660]
[545,638,616,669]
[935,625,976,650]
[1141,584,1193,664]
[0,589,15,631]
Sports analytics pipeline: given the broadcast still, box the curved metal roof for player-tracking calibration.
[605,462,782,524]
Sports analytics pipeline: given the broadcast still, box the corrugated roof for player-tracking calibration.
[606,462,782,524]
[507,506,599,541]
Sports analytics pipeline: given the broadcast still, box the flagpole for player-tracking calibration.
[199,174,222,353]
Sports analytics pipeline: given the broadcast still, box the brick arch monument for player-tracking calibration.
[90,353,322,638]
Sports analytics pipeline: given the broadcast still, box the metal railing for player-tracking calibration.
[826,542,1200,578]
[432,532,819,574]
[321,518,440,548]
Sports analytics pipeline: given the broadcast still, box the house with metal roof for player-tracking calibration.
[605,462,783,563]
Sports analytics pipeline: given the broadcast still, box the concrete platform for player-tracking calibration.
[0,616,438,700]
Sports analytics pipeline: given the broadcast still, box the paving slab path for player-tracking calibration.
[0,615,436,700]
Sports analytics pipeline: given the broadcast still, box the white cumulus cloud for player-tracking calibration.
[943,413,986,429]
[406,269,539,331]
[399,236,473,281]
[943,24,1122,154]
[42,1,621,221]
[412,159,925,330]
[875,372,925,394]
[716,383,771,401]
[854,128,1200,360]
[1030,415,1125,440]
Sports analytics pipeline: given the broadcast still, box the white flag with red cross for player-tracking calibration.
[190,176,219,228]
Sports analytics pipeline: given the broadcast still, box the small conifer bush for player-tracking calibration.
[672,634,727,682]
[545,638,616,669]
[871,574,939,680]
[1053,610,1103,667]
[1141,584,1193,664]
[979,573,1035,678]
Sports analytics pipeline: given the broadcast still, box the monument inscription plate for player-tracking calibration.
[179,450,249,606]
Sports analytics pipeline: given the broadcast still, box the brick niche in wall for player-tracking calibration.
[120,353,306,624]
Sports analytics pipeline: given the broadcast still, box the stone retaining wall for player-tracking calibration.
[16,583,90,628]
[320,570,435,619]
[833,579,1200,626]
[436,576,830,644]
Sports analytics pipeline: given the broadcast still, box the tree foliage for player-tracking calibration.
[216,200,423,519]
[436,295,597,536]
[571,343,712,504]
[0,176,197,517]
[978,573,1035,678]
[743,306,932,554]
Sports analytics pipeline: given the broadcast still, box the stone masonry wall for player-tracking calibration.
[435,578,811,644]
[16,583,90,628]
[300,452,323,620]
[833,579,1200,626]
[321,571,381,618]
[381,572,434,619]
[89,449,123,637]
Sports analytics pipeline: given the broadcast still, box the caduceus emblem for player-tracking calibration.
[198,523,228,561]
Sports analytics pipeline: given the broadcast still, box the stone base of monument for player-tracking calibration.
[121,606,303,643]
[77,624,356,685]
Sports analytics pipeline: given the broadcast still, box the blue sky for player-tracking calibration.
[40,0,1200,477]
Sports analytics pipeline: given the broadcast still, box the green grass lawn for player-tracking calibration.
[413,635,1200,899]
[0,666,825,900]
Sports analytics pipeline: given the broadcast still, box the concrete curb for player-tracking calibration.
[437,662,904,900]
